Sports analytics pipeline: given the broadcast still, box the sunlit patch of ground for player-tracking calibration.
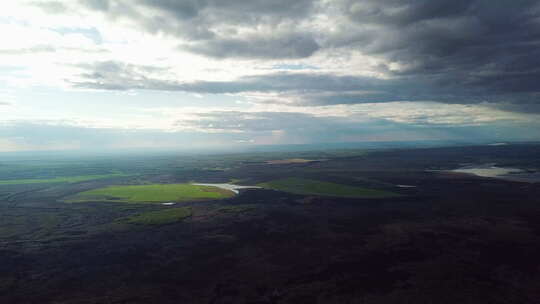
[62,183,235,203]
[117,207,192,225]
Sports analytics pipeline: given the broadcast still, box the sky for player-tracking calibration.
[1,0,540,152]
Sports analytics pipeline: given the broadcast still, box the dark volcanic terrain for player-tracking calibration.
[1,144,540,303]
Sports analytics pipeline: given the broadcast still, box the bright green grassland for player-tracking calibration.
[258,177,399,198]
[120,207,192,225]
[0,173,130,185]
[65,183,235,203]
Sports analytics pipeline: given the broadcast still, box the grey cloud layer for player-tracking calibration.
[176,111,356,133]
[175,111,422,143]
[183,32,320,59]
[41,0,540,109]
[175,110,540,143]
[72,61,414,103]
[333,0,540,94]
[73,61,528,106]
[81,0,319,58]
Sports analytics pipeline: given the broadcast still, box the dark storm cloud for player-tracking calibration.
[178,72,524,105]
[332,0,540,95]
[72,61,402,102]
[133,0,316,21]
[342,0,473,27]
[78,0,318,58]
[184,32,320,59]
[58,1,540,110]
[73,61,503,105]
[137,0,315,22]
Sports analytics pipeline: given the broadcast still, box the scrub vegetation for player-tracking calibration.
[120,207,192,225]
[258,177,399,198]
[3,144,540,303]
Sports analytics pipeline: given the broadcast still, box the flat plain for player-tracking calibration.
[0,173,130,185]
[258,177,399,198]
[119,207,192,225]
[1,143,540,303]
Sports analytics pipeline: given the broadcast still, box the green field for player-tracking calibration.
[64,183,235,203]
[258,177,399,198]
[120,207,192,225]
[0,173,130,185]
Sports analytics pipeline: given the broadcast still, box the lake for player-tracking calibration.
[451,165,540,183]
